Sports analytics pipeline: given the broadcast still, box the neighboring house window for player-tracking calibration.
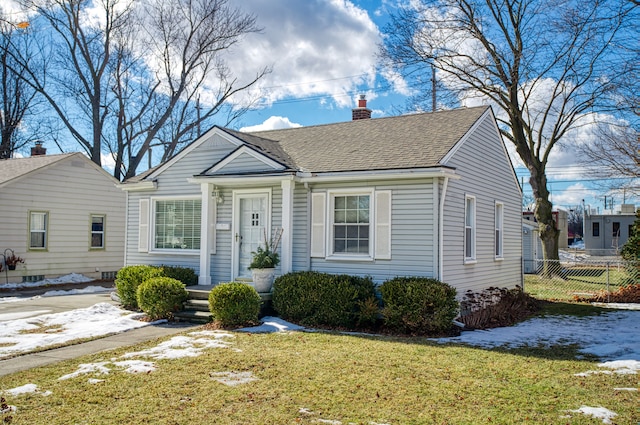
[332,193,370,255]
[592,222,600,237]
[154,199,201,250]
[464,195,476,261]
[612,222,620,238]
[495,202,504,258]
[29,211,48,249]
[91,215,105,249]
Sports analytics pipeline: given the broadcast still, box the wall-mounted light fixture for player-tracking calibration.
[212,187,224,205]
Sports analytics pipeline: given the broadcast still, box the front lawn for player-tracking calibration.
[1,313,637,424]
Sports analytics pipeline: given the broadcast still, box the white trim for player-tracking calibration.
[198,183,215,285]
[310,192,327,258]
[149,196,202,254]
[137,199,149,253]
[207,145,286,174]
[188,168,458,187]
[327,188,375,260]
[495,201,504,259]
[146,127,241,181]
[117,181,157,192]
[438,177,449,281]
[464,194,476,263]
[231,189,272,280]
[281,179,294,273]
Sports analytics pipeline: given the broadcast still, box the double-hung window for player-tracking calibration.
[495,202,504,259]
[91,215,105,249]
[332,193,371,256]
[464,195,476,261]
[29,211,48,249]
[154,199,201,250]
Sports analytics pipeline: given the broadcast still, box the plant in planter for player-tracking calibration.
[248,228,282,292]
[4,253,24,270]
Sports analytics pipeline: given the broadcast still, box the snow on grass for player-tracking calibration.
[210,371,258,386]
[0,273,93,290]
[121,331,234,360]
[0,303,148,359]
[566,406,617,424]
[2,384,51,397]
[438,310,640,361]
[238,316,306,333]
[575,360,640,376]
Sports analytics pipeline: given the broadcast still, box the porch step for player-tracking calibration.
[176,285,274,324]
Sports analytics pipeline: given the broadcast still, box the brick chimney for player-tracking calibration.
[31,141,46,156]
[352,94,372,120]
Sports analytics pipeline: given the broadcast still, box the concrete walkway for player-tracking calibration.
[0,321,199,377]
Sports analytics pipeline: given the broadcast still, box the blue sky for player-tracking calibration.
[6,0,637,212]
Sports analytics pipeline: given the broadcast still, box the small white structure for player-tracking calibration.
[0,151,125,284]
[522,221,542,274]
[121,104,523,294]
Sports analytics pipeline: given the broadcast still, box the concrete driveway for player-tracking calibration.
[0,290,118,322]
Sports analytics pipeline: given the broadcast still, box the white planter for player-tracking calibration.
[251,268,276,293]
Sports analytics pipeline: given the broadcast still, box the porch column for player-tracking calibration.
[199,183,214,285]
[281,179,294,274]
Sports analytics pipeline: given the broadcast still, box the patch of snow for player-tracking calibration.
[122,331,234,360]
[568,406,617,424]
[58,362,112,380]
[0,273,93,290]
[0,303,148,358]
[210,371,258,386]
[41,286,111,297]
[0,297,28,304]
[613,387,637,391]
[437,311,640,361]
[3,384,38,396]
[238,316,306,333]
[112,360,156,374]
[0,309,52,322]
[1,405,16,414]
[87,379,104,384]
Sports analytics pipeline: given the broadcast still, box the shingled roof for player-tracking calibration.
[234,106,489,173]
[0,153,77,187]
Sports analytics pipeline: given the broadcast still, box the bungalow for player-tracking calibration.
[0,147,125,284]
[120,101,522,295]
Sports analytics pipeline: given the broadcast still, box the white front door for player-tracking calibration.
[234,192,270,279]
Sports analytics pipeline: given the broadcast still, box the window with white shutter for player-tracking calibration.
[138,199,149,252]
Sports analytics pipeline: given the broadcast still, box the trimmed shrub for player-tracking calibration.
[136,277,188,321]
[380,277,458,335]
[208,282,261,327]
[115,265,164,309]
[160,265,198,286]
[272,271,376,327]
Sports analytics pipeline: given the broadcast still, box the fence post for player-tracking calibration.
[606,262,610,303]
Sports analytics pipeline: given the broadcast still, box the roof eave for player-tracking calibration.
[117,180,158,191]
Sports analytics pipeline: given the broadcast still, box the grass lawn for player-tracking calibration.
[1,305,637,424]
[524,270,634,302]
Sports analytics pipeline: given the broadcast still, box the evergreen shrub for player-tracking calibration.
[380,277,458,335]
[208,282,261,327]
[272,271,376,327]
[160,265,198,286]
[115,265,164,309]
[136,277,188,320]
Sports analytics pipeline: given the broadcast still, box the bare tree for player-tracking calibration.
[9,0,267,179]
[379,0,637,262]
[108,0,269,179]
[0,16,38,159]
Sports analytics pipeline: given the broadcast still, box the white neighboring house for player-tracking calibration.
[120,103,523,294]
[0,150,125,284]
[583,205,638,256]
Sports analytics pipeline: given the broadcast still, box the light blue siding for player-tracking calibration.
[214,152,282,174]
[441,113,522,293]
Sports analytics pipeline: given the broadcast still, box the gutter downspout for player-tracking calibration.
[438,176,449,281]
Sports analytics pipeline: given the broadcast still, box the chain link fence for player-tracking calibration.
[523,257,639,302]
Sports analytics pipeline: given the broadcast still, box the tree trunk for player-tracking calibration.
[530,165,560,276]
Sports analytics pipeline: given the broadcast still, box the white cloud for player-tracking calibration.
[239,116,302,132]
[223,1,380,109]
[100,152,116,173]
[550,183,597,206]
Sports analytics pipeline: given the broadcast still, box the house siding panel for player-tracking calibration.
[305,180,436,284]
[0,156,125,283]
[442,114,522,294]
[215,152,280,174]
